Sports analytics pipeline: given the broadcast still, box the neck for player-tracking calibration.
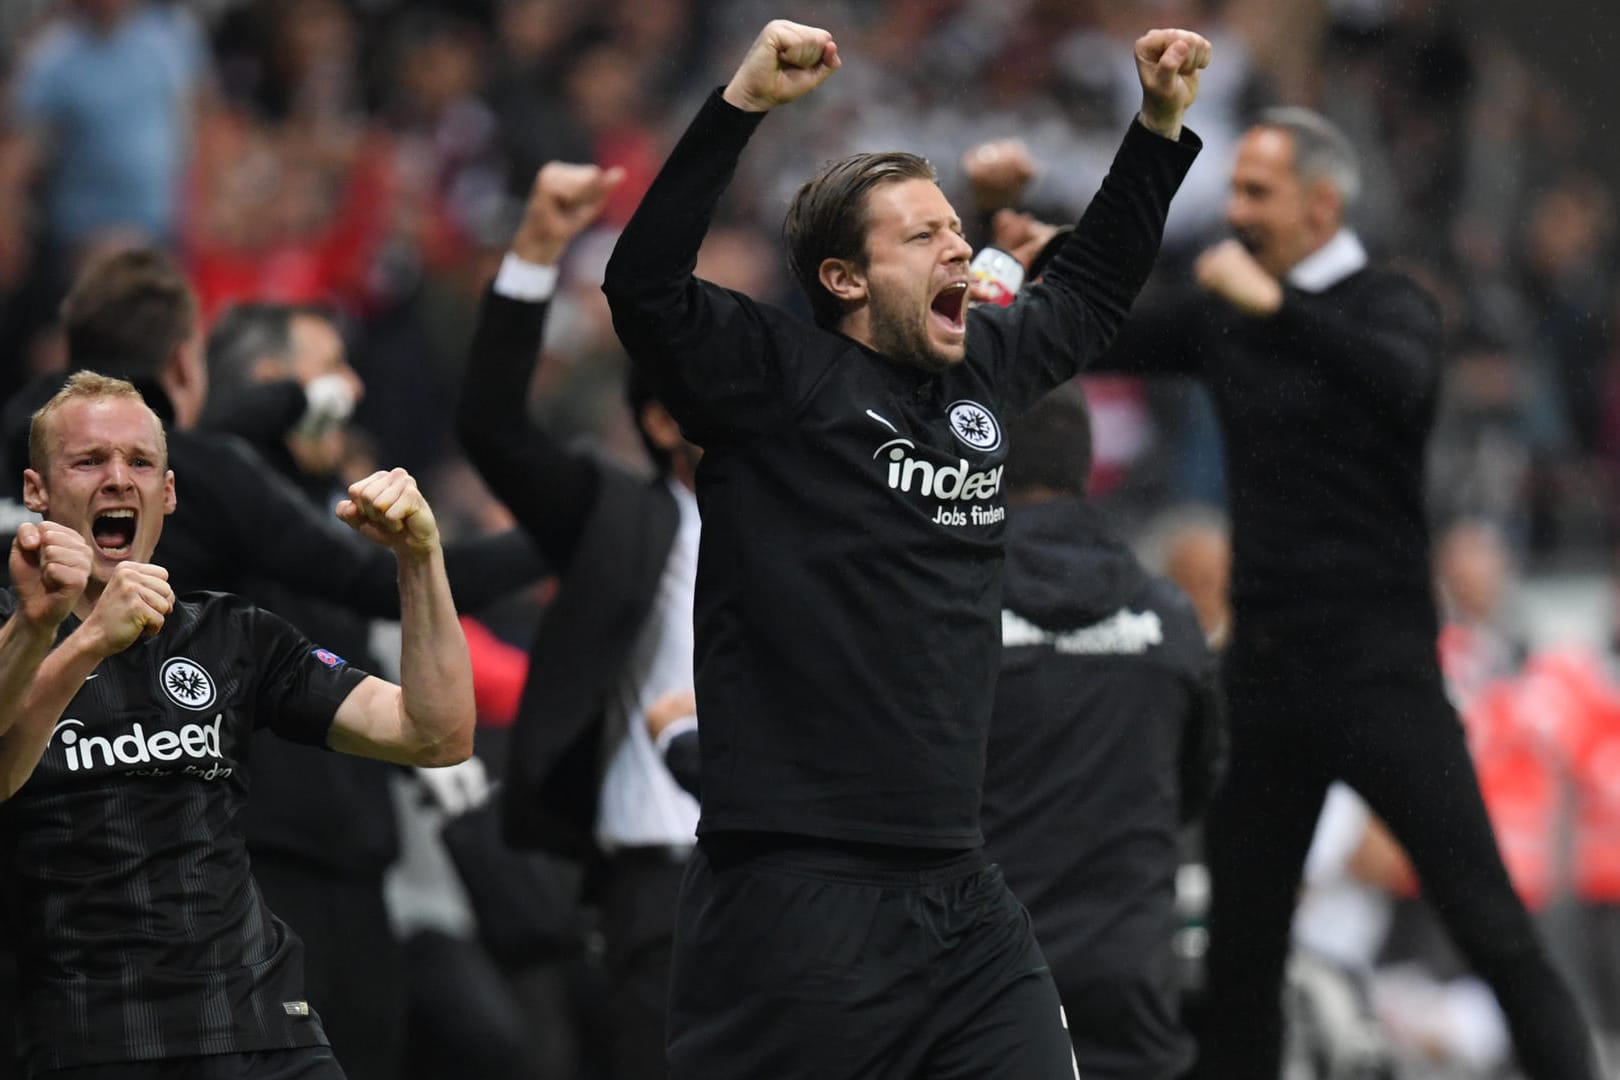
[73,581,104,623]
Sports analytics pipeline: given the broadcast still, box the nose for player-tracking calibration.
[945,231,972,265]
[1226,192,1252,229]
[102,457,133,491]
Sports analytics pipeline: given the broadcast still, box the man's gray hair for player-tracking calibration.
[1255,106,1362,207]
[206,303,297,398]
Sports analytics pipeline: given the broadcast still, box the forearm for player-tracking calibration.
[393,547,475,766]
[456,288,598,566]
[0,616,59,738]
[1092,288,1208,377]
[601,90,764,360]
[0,627,106,800]
[1043,121,1201,352]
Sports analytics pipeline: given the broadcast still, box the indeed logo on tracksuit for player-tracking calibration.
[50,716,232,779]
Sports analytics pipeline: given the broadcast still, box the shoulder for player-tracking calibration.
[1349,265,1441,315]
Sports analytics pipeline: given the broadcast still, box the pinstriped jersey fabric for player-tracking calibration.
[0,589,370,1073]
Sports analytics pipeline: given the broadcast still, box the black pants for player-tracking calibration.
[600,848,688,1080]
[249,857,403,1080]
[1196,621,1595,1080]
[44,1047,346,1079]
[667,837,1077,1080]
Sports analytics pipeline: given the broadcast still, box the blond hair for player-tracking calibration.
[29,371,168,472]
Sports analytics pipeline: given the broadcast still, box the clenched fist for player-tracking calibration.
[1134,29,1212,140]
[511,162,627,266]
[723,20,841,113]
[10,522,92,630]
[84,562,173,656]
[1195,239,1284,316]
[337,468,441,557]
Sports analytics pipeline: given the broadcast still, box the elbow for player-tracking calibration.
[412,714,476,768]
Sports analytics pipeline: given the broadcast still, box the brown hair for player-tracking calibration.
[60,247,198,378]
[30,371,167,472]
[784,152,937,329]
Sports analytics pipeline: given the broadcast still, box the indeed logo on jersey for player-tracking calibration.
[868,401,1008,527]
[876,437,1005,502]
[50,716,233,781]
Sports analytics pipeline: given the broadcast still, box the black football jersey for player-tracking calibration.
[0,588,370,1073]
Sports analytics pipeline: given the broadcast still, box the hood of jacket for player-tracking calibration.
[1001,497,1149,629]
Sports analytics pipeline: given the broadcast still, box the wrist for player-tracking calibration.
[493,252,559,302]
[508,240,564,267]
[722,81,770,113]
[63,620,116,664]
[1136,108,1183,141]
[12,609,62,644]
[395,537,445,566]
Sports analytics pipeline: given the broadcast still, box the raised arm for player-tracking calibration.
[0,524,91,738]
[0,558,174,800]
[977,29,1208,409]
[601,20,839,441]
[1193,240,1440,421]
[326,469,474,767]
[457,163,621,569]
[176,433,543,616]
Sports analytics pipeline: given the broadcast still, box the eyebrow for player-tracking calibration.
[59,441,163,460]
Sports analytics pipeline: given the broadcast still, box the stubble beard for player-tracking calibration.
[869,290,950,373]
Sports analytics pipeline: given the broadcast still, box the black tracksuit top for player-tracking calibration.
[1102,267,1444,628]
[604,90,1198,848]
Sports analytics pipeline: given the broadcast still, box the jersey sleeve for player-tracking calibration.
[602,90,837,443]
[970,121,1201,412]
[247,606,371,746]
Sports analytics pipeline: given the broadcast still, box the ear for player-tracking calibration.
[818,257,868,305]
[162,469,177,516]
[22,468,47,515]
[1306,179,1343,237]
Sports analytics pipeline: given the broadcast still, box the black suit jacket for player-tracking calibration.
[457,289,679,860]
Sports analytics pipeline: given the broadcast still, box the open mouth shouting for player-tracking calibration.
[91,508,138,559]
[930,280,969,338]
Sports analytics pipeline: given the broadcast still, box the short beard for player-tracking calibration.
[868,291,950,372]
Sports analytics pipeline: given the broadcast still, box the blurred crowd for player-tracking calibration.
[1,0,1617,563]
[3,0,1620,1078]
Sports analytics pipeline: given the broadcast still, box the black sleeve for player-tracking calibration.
[1272,275,1441,424]
[198,380,306,453]
[603,90,832,444]
[188,434,543,619]
[456,289,601,568]
[247,603,372,746]
[971,121,1202,411]
[1091,286,1212,377]
[662,729,701,800]
[1177,657,1227,825]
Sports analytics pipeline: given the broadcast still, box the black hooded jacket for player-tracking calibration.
[983,497,1221,1076]
[989,498,1219,917]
